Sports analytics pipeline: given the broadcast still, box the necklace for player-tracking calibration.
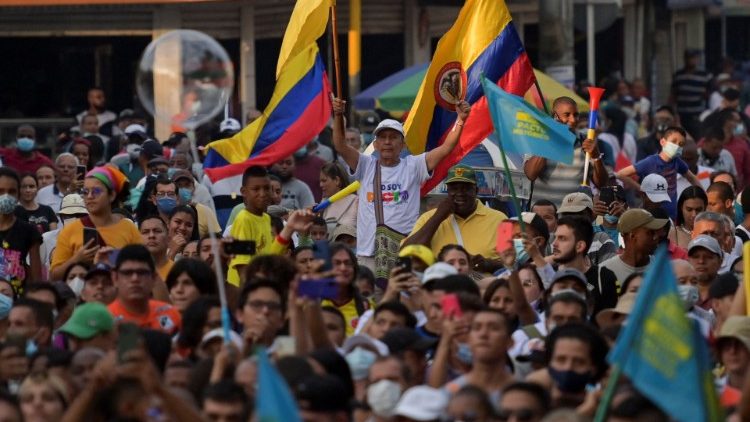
[678,225,692,235]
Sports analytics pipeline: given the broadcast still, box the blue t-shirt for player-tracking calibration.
[634,154,688,219]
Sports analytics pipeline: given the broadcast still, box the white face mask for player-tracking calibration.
[68,277,85,297]
[662,141,682,159]
[367,379,402,417]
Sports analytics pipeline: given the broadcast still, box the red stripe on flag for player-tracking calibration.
[205,82,332,182]
[420,53,535,195]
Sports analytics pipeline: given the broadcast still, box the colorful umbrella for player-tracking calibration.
[354,65,588,114]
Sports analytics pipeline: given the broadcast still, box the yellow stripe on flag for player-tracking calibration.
[276,0,332,79]
[404,0,512,154]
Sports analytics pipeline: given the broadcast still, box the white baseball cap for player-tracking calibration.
[124,124,147,135]
[394,386,449,421]
[421,262,458,285]
[59,194,88,215]
[373,119,405,137]
[641,173,671,203]
[220,118,241,133]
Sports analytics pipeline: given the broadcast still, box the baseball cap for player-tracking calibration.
[399,245,436,267]
[219,118,241,133]
[510,212,550,241]
[421,262,458,285]
[394,386,449,421]
[380,327,437,354]
[595,292,636,328]
[85,262,112,280]
[709,272,739,300]
[717,316,750,352]
[148,157,169,168]
[331,224,357,241]
[549,268,592,292]
[640,174,671,203]
[200,328,243,352]
[716,73,731,83]
[617,208,668,234]
[373,119,405,137]
[267,205,291,218]
[140,139,163,160]
[171,169,194,183]
[59,302,115,340]
[58,194,88,215]
[296,374,351,413]
[124,123,147,136]
[558,192,594,214]
[342,334,389,356]
[687,235,723,258]
[444,165,476,185]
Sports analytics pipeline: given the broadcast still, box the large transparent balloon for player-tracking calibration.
[136,30,234,131]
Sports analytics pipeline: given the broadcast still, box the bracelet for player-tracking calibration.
[276,234,290,245]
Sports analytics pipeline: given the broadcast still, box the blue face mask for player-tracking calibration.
[513,239,530,265]
[456,342,473,365]
[167,167,178,179]
[345,347,377,380]
[178,188,193,204]
[0,194,18,215]
[0,293,12,319]
[603,214,619,224]
[16,137,35,152]
[548,367,591,393]
[734,123,745,136]
[156,197,177,214]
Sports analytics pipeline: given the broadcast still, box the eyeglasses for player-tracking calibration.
[117,268,153,278]
[497,408,538,422]
[246,300,283,313]
[154,191,177,199]
[81,187,105,198]
[521,279,536,288]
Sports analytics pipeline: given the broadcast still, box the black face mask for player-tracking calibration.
[548,366,591,393]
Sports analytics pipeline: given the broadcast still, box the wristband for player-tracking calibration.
[276,234,290,245]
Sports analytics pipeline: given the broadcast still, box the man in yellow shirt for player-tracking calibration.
[228,166,314,286]
[403,165,507,273]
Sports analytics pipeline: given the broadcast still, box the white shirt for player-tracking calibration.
[510,321,547,358]
[36,184,64,214]
[40,227,60,273]
[677,164,713,197]
[598,132,637,164]
[349,153,431,256]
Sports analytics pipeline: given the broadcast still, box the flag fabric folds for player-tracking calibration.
[203,0,333,205]
[403,0,535,195]
[608,245,722,422]
[256,348,302,422]
[481,75,575,165]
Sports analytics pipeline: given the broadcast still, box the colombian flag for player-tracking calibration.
[203,0,332,224]
[404,0,535,195]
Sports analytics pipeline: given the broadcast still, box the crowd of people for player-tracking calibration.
[0,49,748,422]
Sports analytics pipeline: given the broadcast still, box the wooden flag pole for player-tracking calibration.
[330,1,343,98]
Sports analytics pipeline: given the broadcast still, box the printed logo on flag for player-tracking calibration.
[434,62,467,111]
[513,112,550,141]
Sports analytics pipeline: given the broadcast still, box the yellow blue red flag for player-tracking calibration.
[203,0,332,224]
[403,0,535,195]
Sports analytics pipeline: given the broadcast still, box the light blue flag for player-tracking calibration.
[608,245,722,422]
[481,75,576,164]
[256,349,302,422]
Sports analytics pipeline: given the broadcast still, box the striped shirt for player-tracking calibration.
[671,68,711,115]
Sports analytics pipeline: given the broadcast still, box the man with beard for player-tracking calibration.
[551,216,617,313]
[404,165,507,272]
[271,155,315,210]
[76,87,117,138]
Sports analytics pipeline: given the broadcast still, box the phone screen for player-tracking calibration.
[297,278,339,300]
[117,323,140,363]
[83,227,99,246]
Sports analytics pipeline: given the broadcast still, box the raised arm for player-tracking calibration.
[524,157,547,182]
[332,97,360,171]
[402,198,453,248]
[425,101,471,171]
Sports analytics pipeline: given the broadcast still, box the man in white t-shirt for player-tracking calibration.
[331,98,470,267]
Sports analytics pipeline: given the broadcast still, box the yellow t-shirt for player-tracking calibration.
[227,209,285,286]
[157,259,174,282]
[51,218,143,272]
[321,297,374,337]
[195,203,221,238]
[410,201,507,260]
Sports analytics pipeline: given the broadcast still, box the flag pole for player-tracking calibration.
[592,365,623,422]
[526,78,549,210]
[330,0,343,98]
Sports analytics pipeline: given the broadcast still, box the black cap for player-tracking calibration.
[709,272,739,300]
[140,139,163,160]
[85,263,112,280]
[381,327,437,354]
[295,374,350,412]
